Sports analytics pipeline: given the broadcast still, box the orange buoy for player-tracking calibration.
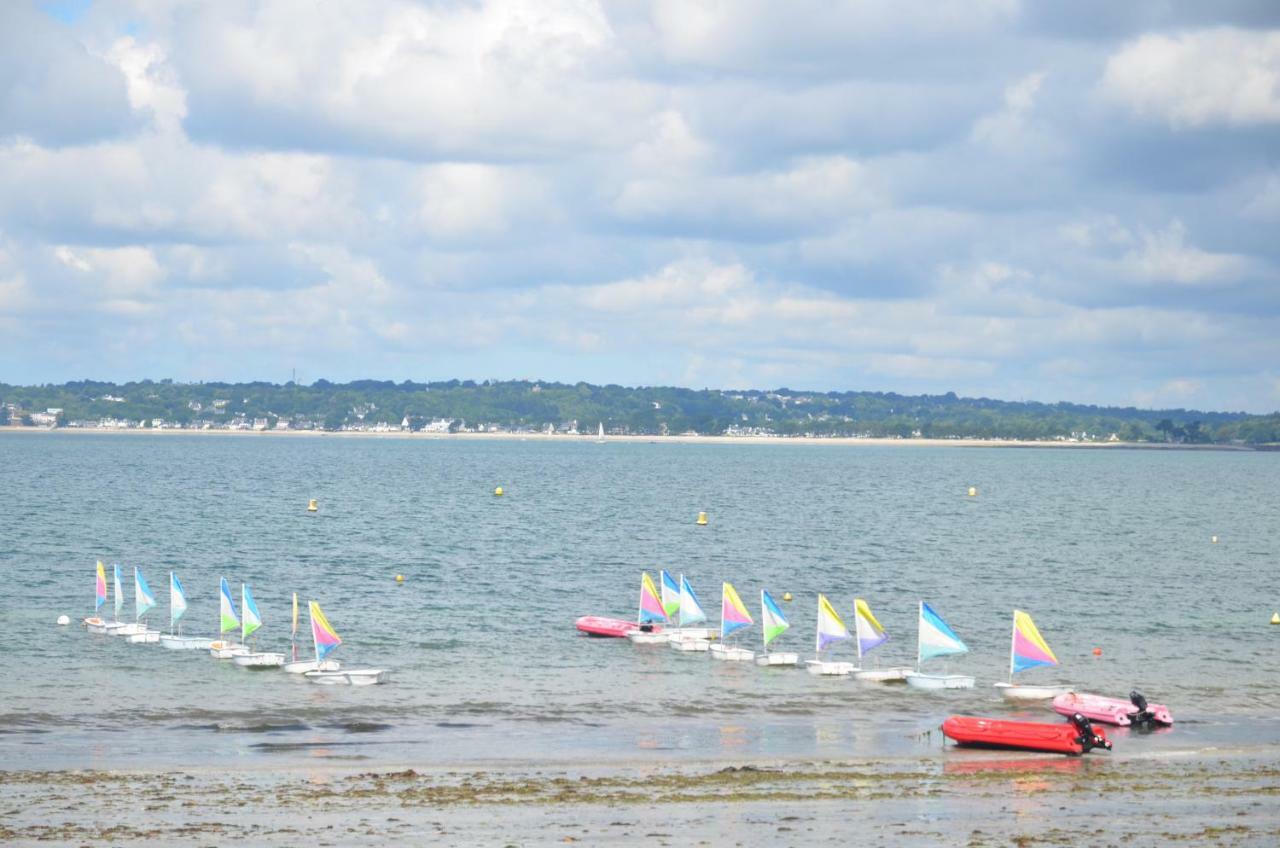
[1092,647,1103,657]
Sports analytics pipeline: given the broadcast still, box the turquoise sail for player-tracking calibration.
[134,567,157,621]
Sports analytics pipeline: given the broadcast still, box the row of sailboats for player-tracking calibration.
[82,561,388,685]
[622,571,1062,696]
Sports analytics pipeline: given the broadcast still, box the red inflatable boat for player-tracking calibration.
[942,713,1111,756]
[575,616,640,637]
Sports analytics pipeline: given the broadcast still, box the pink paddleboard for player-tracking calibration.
[575,616,640,638]
[1052,691,1173,727]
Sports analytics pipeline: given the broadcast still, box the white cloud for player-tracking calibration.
[1118,221,1249,285]
[1102,28,1280,128]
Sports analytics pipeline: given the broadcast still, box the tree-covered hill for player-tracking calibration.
[1,379,1277,444]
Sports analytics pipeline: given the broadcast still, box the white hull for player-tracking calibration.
[806,660,857,676]
[754,651,799,667]
[904,671,975,690]
[209,640,247,659]
[666,627,716,642]
[854,667,912,683]
[233,652,285,669]
[670,637,710,652]
[626,630,669,644]
[993,682,1067,701]
[159,634,211,650]
[305,668,390,686]
[282,659,342,674]
[110,623,146,637]
[125,629,160,644]
[84,617,109,634]
[709,644,755,661]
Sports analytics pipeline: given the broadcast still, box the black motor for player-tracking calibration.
[1129,690,1157,728]
[1070,712,1112,753]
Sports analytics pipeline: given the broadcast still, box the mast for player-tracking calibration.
[241,584,248,648]
[916,601,923,672]
[292,593,299,661]
[1008,611,1017,685]
[814,596,821,661]
[720,583,727,644]
[312,602,321,664]
[855,602,863,663]
[760,590,766,655]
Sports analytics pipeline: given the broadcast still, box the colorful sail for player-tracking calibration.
[242,584,263,641]
[678,575,707,626]
[95,561,107,612]
[1012,609,1058,674]
[170,572,187,627]
[638,572,666,624]
[310,601,342,661]
[113,563,124,619]
[660,570,681,618]
[720,582,753,638]
[134,567,156,621]
[854,598,888,658]
[918,601,968,661]
[760,589,789,647]
[219,577,239,634]
[816,594,850,652]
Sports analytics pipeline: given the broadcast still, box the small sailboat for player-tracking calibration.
[104,563,133,635]
[125,567,161,643]
[852,598,912,682]
[304,602,390,685]
[710,582,755,660]
[626,572,670,643]
[83,561,110,632]
[660,569,681,620]
[210,577,245,658]
[806,594,856,675]
[159,572,210,650]
[754,589,798,666]
[668,575,714,650]
[595,422,606,443]
[283,592,340,673]
[904,602,974,689]
[233,583,285,668]
[993,610,1066,700]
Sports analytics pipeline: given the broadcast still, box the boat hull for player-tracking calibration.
[905,672,975,690]
[282,659,341,674]
[666,627,717,641]
[1051,692,1173,727]
[159,634,212,650]
[125,629,160,644]
[306,668,389,686]
[994,682,1067,701]
[670,638,710,652]
[574,616,638,638]
[83,617,110,634]
[755,652,799,667]
[805,660,856,676]
[854,667,912,683]
[942,716,1110,755]
[233,652,285,669]
[110,623,146,637]
[625,630,668,644]
[209,640,248,659]
[709,644,754,661]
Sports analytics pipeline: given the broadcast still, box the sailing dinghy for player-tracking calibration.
[852,599,912,682]
[625,572,669,643]
[992,610,1066,700]
[210,577,247,658]
[904,602,974,689]
[304,602,390,685]
[709,582,755,660]
[159,572,210,650]
[754,589,797,666]
[124,567,161,643]
[83,561,109,632]
[104,564,133,635]
[283,592,341,673]
[668,575,713,650]
[232,583,285,668]
[805,594,856,675]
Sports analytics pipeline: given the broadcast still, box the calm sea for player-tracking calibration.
[2,433,1278,769]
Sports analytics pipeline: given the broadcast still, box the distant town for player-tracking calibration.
[2,379,1277,444]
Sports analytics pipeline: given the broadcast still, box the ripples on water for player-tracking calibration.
[1,433,1277,767]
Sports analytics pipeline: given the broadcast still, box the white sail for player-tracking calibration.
[678,575,707,626]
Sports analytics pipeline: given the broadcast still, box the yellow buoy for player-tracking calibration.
[494,486,504,497]
[782,592,793,602]
[967,487,977,497]
[307,498,318,512]
[1271,612,1279,625]
[696,511,708,525]
[395,574,404,584]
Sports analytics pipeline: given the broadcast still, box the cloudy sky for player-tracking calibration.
[2,1,1278,411]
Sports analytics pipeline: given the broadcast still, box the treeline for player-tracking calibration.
[2,379,1278,444]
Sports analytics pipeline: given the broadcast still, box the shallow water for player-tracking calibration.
[1,433,1277,768]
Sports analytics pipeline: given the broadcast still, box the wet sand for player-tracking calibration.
[4,749,1278,846]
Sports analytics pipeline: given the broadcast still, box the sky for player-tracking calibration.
[1,1,1278,412]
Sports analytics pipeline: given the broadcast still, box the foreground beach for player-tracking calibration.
[4,749,1278,846]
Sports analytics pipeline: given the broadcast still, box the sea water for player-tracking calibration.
[1,432,1278,769]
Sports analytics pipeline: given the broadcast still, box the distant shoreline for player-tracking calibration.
[0,425,1256,450]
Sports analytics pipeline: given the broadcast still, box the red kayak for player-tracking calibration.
[575,616,640,637]
[942,713,1111,756]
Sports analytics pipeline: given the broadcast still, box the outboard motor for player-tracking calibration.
[1070,712,1112,753]
[1129,690,1157,728]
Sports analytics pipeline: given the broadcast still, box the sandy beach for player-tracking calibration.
[3,749,1278,847]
